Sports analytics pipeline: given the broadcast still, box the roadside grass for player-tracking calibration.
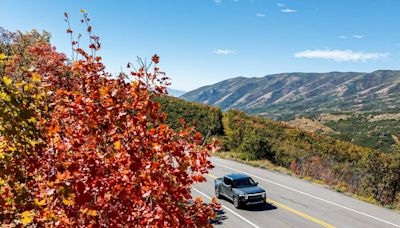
[213,151,400,212]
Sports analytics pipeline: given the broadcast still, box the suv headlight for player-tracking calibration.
[262,192,266,198]
[239,194,248,200]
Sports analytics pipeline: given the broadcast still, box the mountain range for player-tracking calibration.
[167,88,186,97]
[182,70,400,120]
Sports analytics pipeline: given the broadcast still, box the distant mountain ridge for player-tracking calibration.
[167,88,186,97]
[181,70,400,120]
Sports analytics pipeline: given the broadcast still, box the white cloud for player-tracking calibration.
[256,13,266,17]
[352,35,363,39]
[294,49,389,62]
[338,36,347,39]
[277,3,285,7]
[281,8,296,13]
[214,0,222,5]
[214,49,236,55]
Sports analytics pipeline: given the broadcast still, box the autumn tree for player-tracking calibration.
[0,12,219,226]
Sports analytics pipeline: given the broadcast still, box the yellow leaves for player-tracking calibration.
[20,210,34,225]
[23,83,35,91]
[34,198,46,206]
[28,117,37,123]
[80,208,97,216]
[87,209,97,216]
[62,198,75,206]
[16,81,26,87]
[0,140,6,149]
[0,53,6,60]
[80,9,87,14]
[29,140,39,147]
[2,76,12,86]
[0,92,11,102]
[114,141,121,150]
[32,73,42,82]
[63,193,76,206]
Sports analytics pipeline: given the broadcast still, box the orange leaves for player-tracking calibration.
[56,171,71,181]
[114,141,121,150]
[49,123,60,134]
[99,86,109,97]
[152,54,160,64]
[192,175,206,182]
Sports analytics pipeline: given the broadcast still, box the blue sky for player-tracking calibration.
[1,0,400,91]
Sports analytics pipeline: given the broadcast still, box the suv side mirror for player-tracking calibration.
[255,182,259,186]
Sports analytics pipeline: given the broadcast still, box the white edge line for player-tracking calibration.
[192,187,260,228]
[213,161,400,228]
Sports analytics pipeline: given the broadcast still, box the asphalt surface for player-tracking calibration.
[192,157,400,228]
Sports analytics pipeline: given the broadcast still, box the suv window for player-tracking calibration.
[233,177,256,188]
[223,177,232,186]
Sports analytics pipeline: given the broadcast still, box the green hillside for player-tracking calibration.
[156,96,224,136]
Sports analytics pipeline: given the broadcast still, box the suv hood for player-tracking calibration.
[233,186,264,194]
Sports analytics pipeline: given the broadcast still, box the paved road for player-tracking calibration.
[193,157,400,228]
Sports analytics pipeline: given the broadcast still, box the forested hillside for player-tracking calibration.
[160,96,400,209]
[157,96,223,136]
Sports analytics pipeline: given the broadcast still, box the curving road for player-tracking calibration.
[192,157,400,228]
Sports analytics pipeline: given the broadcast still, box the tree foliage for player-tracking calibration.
[157,95,223,137]
[0,13,218,227]
[238,130,272,160]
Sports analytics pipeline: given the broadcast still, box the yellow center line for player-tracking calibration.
[267,198,336,228]
[207,173,218,179]
[206,173,336,228]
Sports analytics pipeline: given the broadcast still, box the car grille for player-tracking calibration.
[247,193,264,202]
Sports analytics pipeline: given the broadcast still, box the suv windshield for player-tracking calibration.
[232,177,256,188]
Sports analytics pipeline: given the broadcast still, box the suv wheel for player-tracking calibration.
[215,187,221,199]
[233,195,240,209]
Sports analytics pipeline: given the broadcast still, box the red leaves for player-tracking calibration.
[152,54,160,64]
[2,12,218,227]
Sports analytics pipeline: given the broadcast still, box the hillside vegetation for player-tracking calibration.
[157,96,223,136]
[181,71,400,152]
[292,112,400,152]
[160,96,400,209]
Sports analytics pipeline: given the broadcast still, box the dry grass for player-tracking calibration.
[286,117,334,134]
[213,151,292,175]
